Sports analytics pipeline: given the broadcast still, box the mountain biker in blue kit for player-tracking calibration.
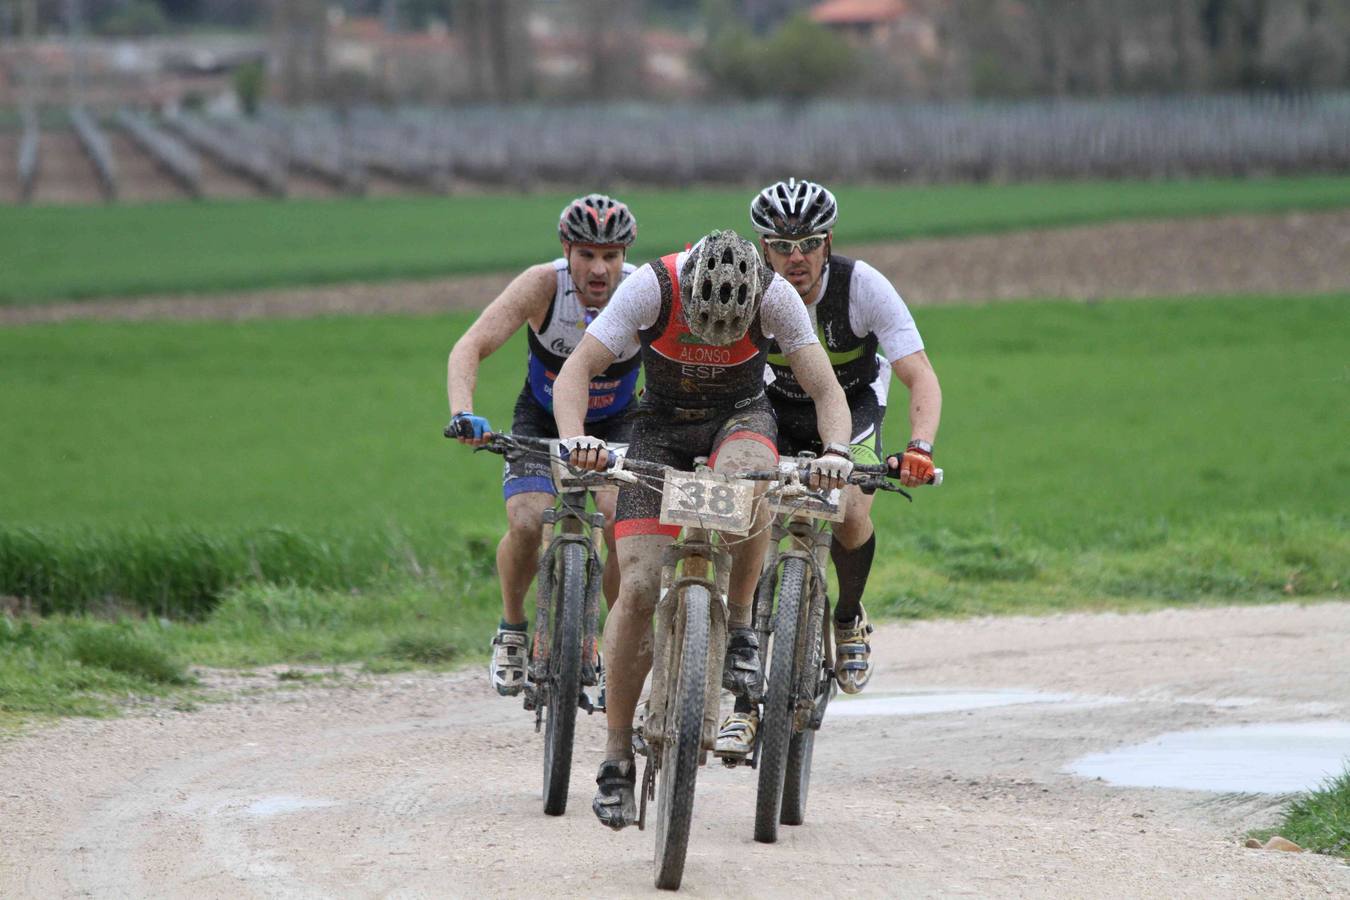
[446,194,640,697]
[714,178,945,755]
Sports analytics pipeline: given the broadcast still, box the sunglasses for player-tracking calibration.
[763,234,828,256]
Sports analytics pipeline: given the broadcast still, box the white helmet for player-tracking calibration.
[681,230,762,346]
[749,177,838,238]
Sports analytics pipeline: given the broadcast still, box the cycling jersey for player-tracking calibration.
[526,258,641,422]
[765,256,923,405]
[587,251,817,411]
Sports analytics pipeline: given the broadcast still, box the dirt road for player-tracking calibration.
[3,603,1348,898]
[5,210,1348,326]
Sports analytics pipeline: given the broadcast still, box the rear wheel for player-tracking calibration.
[754,557,806,844]
[654,586,709,891]
[542,542,586,816]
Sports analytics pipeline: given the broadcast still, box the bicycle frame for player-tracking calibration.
[644,526,731,758]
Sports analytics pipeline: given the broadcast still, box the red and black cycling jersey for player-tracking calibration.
[639,253,773,411]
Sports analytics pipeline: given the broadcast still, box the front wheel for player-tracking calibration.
[754,557,806,844]
[654,585,710,891]
[542,542,586,816]
[782,581,828,826]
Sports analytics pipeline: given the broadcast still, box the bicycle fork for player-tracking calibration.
[526,501,606,726]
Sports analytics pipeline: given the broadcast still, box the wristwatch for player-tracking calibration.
[822,442,854,460]
[906,439,934,455]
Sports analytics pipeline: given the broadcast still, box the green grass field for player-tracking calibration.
[3,292,1345,613]
[3,175,1349,303]
[3,291,1348,718]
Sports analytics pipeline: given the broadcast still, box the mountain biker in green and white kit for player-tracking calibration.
[553,230,852,831]
[446,194,640,697]
[713,179,944,753]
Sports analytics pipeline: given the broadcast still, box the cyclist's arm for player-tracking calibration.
[786,343,850,448]
[447,264,555,415]
[851,260,941,446]
[891,350,941,446]
[554,333,618,439]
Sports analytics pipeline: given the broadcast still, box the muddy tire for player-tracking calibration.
[542,542,586,816]
[654,586,709,891]
[755,557,806,844]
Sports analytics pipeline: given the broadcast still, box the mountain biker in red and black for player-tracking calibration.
[552,230,853,831]
[743,178,943,726]
[446,194,640,698]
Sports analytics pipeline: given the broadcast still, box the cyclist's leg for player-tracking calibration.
[594,490,620,609]
[709,397,779,628]
[831,389,886,693]
[706,399,778,711]
[490,391,558,695]
[593,415,686,829]
[499,390,559,622]
[499,492,552,624]
[832,389,884,615]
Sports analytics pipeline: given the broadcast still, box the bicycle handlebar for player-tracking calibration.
[449,430,944,494]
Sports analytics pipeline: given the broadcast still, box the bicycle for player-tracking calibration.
[739,457,943,844]
[564,450,757,890]
[446,429,614,817]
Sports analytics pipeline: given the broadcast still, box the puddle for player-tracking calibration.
[1070,721,1350,794]
[243,796,339,818]
[829,690,1076,718]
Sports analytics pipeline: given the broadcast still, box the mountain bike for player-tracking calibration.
[741,457,943,844]
[449,429,613,817]
[573,453,757,891]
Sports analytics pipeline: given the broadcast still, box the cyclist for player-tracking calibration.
[446,193,640,697]
[718,178,942,754]
[552,229,853,831]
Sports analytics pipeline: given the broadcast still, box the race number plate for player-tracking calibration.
[658,471,755,534]
[768,485,846,522]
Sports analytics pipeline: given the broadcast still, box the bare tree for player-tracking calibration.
[456,0,531,101]
[272,0,328,104]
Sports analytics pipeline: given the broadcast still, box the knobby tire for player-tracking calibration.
[755,557,807,843]
[542,542,586,816]
[781,580,827,825]
[654,585,710,891]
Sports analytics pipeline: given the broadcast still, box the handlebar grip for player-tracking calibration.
[558,444,620,471]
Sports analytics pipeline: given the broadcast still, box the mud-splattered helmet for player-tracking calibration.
[681,230,762,346]
[749,178,838,238]
[558,193,638,247]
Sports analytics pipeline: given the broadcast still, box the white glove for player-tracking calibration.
[560,435,609,470]
[809,450,854,488]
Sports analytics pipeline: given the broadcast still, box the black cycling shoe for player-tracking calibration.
[722,627,762,700]
[592,758,637,831]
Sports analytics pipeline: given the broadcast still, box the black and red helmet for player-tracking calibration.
[558,193,638,247]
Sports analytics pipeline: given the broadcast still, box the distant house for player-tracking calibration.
[809,0,940,58]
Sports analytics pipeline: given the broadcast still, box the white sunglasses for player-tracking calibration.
[763,234,828,255]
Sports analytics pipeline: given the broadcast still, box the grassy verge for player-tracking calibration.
[3,175,1349,303]
[1,578,499,724]
[1252,768,1350,859]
